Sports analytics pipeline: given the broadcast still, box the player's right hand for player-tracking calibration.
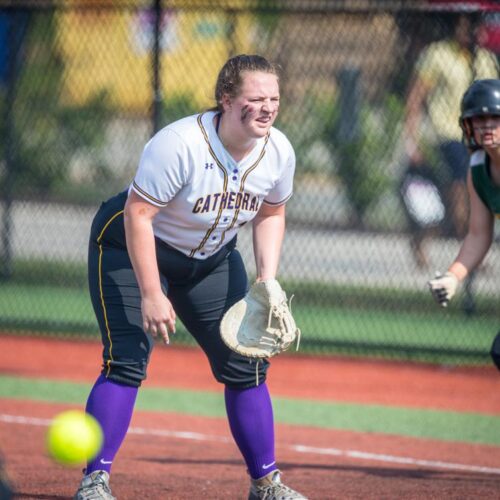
[427,271,459,307]
[141,293,176,344]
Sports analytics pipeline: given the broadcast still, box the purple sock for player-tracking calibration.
[85,374,138,474]
[224,383,277,480]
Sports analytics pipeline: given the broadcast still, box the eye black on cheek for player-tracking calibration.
[240,105,250,122]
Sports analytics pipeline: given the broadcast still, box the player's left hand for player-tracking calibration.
[220,279,300,358]
[427,271,459,307]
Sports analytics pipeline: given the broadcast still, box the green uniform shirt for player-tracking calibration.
[470,150,500,218]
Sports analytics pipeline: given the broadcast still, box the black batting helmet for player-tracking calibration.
[460,79,500,149]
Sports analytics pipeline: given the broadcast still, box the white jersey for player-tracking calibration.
[131,110,296,259]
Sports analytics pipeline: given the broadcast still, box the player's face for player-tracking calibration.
[471,114,500,149]
[224,71,280,139]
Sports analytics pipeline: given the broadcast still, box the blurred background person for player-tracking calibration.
[403,12,498,269]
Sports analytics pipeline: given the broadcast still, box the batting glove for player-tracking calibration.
[427,271,459,307]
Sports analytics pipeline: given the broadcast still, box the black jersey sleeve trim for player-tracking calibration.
[262,192,293,206]
[132,181,168,207]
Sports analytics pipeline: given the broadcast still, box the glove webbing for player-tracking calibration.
[253,296,301,386]
[266,295,301,351]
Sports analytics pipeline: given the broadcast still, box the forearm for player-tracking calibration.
[123,210,161,296]
[404,108,420,156]
[449,232,493,281]
[252,209,285,280]
[404,78,427,158]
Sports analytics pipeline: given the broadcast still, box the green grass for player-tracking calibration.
[293,303,497,352]
[1,375,499,446]
[0,284,93,324]
[0,283,496,363]
[6,259,87,288]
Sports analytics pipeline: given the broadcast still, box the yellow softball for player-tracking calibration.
[46,410,103,466]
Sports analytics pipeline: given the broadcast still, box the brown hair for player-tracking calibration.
[212,54,279,112]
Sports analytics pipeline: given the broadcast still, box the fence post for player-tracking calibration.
[336,67,361,144]
[1,11,28,280]
[152,0,162,134]
[335,66,363,226]
[225,9,237,58]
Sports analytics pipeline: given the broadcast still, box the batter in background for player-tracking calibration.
[404,13,498,268]
[74,54,307,500]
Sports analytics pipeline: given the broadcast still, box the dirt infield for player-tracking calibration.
[1,335,500,499]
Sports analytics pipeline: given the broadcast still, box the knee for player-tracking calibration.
[102,358,149,388]
[212,356,270,389]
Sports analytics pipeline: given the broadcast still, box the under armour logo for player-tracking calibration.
[205,163,214,170]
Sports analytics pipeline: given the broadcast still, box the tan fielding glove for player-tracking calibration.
[428,271,459,307]
[220,279,301,358]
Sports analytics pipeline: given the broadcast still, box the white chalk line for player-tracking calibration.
[1,413,500,476]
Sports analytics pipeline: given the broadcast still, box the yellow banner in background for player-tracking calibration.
[57,6,254,113]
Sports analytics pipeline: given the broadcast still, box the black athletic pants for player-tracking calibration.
[88,191,269,388]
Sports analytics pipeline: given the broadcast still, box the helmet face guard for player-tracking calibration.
[459,79,500,150]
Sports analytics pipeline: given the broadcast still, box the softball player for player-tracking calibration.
[74,55,307,500]
[428,79,500,368]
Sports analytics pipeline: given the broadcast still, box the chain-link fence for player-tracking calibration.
[1,0,499,363]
